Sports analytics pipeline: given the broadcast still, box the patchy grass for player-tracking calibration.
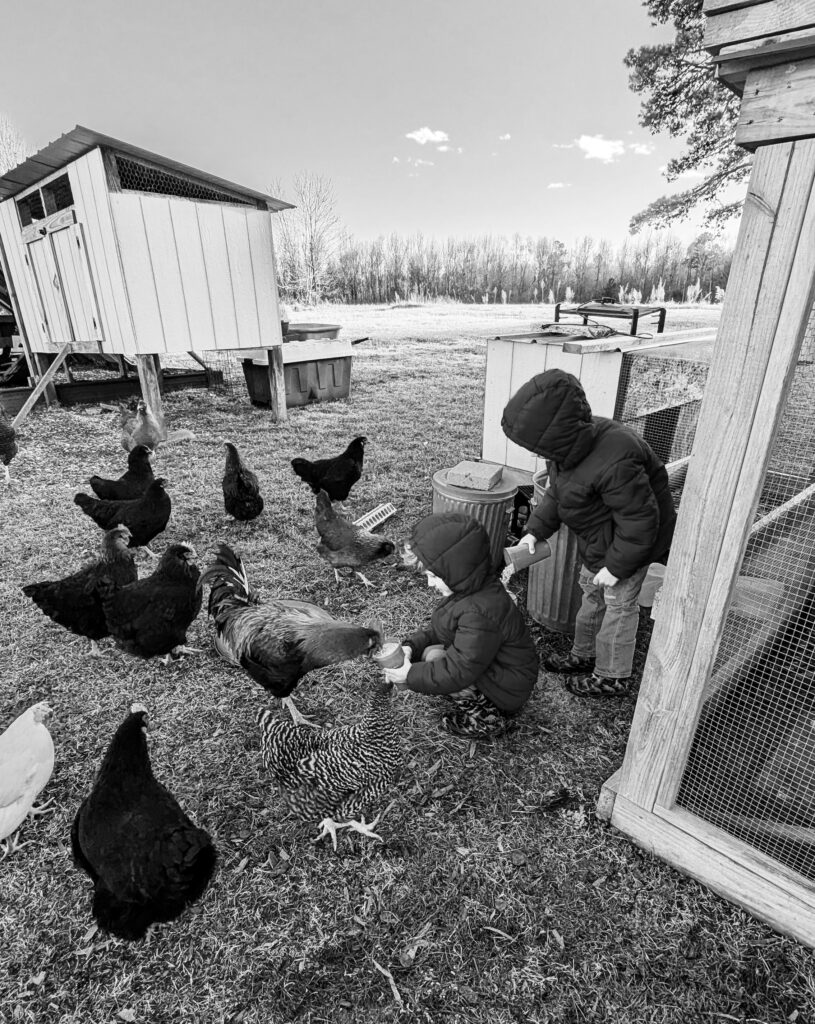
[2,304,813,1024]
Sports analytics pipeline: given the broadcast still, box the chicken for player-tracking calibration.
[290,435,366,502]
[257,675,400,849]
[102,543,201,662]
[71,703,217,941]
[315,489,396,587]
[0,405,17,485]
[22,525,137,656]
[74,478,171,550]
[90,444,155,501]
[121,398,165,452]
[0,702,54,846]
[200,543,381,726]
[222,442,263,521]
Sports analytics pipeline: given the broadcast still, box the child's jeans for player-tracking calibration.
[571,564,650,679]
[420,646,511,738]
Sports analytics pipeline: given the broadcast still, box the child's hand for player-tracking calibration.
[519,534,537,554]
[593,567,619,587]
[383,660,411,687]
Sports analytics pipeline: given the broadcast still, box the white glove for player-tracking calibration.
[519,534,537,554]
[593,567,619,587]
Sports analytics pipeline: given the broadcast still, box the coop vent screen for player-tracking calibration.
[676,347,815,882]
[114,155,254,207]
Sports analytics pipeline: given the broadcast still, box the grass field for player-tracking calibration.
[2,303,813,1024]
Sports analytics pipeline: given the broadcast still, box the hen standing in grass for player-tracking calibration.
[22,525,137,656]
[102,543,201,662]
[121,398,165,452]
[74,478,171,550]
[257,675,400,849]
[200,543,381,726]
[71,703,217,941]
[0,405,17,485]
[290,435,366,502]
[314,489,396,586]
[90,444,154,501]
[0,702,54,847]
[222,442,263,521]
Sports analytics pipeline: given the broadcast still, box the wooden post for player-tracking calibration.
[11,343,71,427]
[265,345,287,422]
[32,352,59,407]
[135,353,166,434]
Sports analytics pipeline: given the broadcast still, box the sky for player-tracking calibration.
[2,0,740,246]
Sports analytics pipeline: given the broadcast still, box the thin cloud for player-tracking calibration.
[406,126,449,145]
[553,142,574,150]
[413,158,434,167]
[628,142,655,156]
[575,135,625,163]
[437,144,451,152]
[498,133,511,141]
[547,182,570,189]
[392,156,400,163]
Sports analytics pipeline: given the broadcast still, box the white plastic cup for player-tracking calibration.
[503,539,552,572]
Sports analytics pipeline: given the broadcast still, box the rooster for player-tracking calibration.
[90,444,155,501]
[22,525,137,656]
[291,435,366,502]
[71,703,217,941]
[314,489,396,587]
[257,675,400,849]
[0,405,17,485]
[200,543,381,727]
[222,442,263,521]
[74,478,171,551]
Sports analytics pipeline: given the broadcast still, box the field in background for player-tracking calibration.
[4,301,814,1024]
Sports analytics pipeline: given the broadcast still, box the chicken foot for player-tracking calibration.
[313,814,383,852]
[2,465,9,485]
[281,695,320,729]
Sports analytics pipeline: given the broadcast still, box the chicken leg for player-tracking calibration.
[3,465,9,485]
[281,695,319,729]
[313,814,383,851]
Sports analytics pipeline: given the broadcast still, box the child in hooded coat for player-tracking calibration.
[383,512,539,737]
[501,367,676,697]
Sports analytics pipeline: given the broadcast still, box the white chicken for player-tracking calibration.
[0,702,55,847]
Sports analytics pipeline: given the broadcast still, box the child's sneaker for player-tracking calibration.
[542,651,595,674]
[565,673,631,698]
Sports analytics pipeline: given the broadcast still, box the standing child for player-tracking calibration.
[383,512,539,738]
[501,368,676,698]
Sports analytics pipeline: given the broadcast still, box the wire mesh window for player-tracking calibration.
[114,155,253,207]
[677,353,815,881]
[41,174,74,215]
[16,191,46,227]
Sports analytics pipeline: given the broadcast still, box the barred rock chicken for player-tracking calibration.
[71,703,217,941]
[315,489,396,587]
[257,675,400,849]
[22,525,137,656]
[74,478,171,550]
[222,442,263,521]
[200,543,381,727]
[90,444,155,501]
[291,435,366,502]
[0,405,17,485]
[0,702,54,846]
[102,543,201,662]
[121,398,165,452]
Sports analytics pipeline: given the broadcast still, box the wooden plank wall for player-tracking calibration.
[481,337,622,472]
[110,194,280,354]
[0,199,51,351]
[704,0,815,53]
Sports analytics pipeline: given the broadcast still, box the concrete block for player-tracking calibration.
[446,460,503,491]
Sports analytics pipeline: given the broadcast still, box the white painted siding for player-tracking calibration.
[50,224,103,343]
[0,200,53,351]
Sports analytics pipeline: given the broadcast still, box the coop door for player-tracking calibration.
[26,223,102,347]
[26,235,73,346]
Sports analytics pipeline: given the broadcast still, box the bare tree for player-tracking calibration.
[0,114,29,174]
[268,172,340,303]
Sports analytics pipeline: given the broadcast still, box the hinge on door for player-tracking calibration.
[92,317,98,331]
[76,237,81,250]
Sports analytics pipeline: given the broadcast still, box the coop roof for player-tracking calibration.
[0,125,293,210]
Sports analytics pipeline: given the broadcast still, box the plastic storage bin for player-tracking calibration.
[431,467,517,571]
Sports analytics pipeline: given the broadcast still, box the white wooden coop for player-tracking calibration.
[0,125,293,422]
[599,0,815,947]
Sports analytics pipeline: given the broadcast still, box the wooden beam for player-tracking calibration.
[716,30,815,94]
[32,352,58,407]
[737,57,815,149]
[704,0,771,14]
[705,1,815,54]
[11,342,71,426]
[135,353,166,434]
[265,345,287,422]
[617,140,815,813]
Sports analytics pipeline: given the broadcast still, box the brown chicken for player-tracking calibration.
[200,543,381,726]
[314,489,396,587]
[121,399,165,452]
[290,435,366,502]
[0,405,17,485]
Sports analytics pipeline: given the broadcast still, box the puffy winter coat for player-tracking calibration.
[501,368,675,579]
[403,513,539,712]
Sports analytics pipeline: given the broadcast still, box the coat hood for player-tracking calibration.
[410,513,491,595]
[501,368,596,468]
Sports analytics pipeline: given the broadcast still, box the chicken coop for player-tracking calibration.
[599,0,815,947]
[0,125,293,422]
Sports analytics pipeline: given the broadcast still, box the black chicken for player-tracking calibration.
[222,442,263,521]
[200,543,380,726]
[0,405,17,485]
[315,489,396,587]
[71,703,217,941]
[90,444,155,501]
[22,525,137,656]
[102,543,202,662]
[74,478,171,550]
[257,675,401,849]
[290,435,366,501]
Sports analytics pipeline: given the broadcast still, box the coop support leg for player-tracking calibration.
[265,345,287,422]
[135,353,166,437]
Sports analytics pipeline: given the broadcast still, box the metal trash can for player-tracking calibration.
[431,467,517,572]
[526,469,584,633]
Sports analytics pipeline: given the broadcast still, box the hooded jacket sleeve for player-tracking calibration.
[599,458,660,578]
[405,610,503,695]
[403,624,438,659]
[525,484,561,541]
